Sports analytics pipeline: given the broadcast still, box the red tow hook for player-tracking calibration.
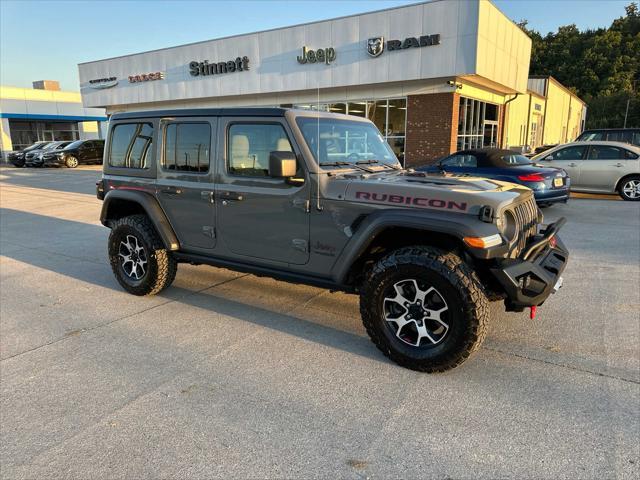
[529,305,537,320]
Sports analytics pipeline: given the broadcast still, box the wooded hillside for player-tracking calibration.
[520,3,639,128]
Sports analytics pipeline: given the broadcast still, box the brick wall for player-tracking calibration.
[404,93,458,168]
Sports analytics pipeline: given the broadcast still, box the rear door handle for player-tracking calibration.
[218,192,244,201]
[611,163,624,167]
[568,163,577,167]
[161,187,183,195]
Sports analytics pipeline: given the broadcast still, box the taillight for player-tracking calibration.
[518,174,545,182]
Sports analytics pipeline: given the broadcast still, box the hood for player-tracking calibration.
[324,169,531,215]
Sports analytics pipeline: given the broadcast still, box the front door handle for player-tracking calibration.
[200,190,215,203]
[161,187,183,195]
[611,163,624,167]
[568,163,577,167]
[218,192,244,201]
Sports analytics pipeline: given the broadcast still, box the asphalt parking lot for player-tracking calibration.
[1,166,638,479]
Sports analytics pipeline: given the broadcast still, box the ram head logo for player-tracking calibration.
[367,37,384,57]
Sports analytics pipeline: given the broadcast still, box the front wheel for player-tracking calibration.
[360,246,489,372]
[65,156,79,168]
[108,215,178,295]
[619,176,640,201]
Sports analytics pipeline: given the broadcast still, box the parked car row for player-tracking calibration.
[420,139,640,203]
[6,139,105,168]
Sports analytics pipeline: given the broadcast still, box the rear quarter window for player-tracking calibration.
[109,123,153,168]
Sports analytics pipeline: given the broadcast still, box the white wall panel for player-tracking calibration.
[78,0,529,110]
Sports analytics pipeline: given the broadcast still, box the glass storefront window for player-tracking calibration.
[329,103,346,115]
[8,119,80,150]
[457,97,499,150]
[347,102,367,118]
[367,100,386,134]
[387,99,406,136]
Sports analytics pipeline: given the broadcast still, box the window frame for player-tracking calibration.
[161,121,212,174]
[225,120,296,179]
[107,122,154,170]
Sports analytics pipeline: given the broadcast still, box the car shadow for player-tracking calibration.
[0,207,385,365]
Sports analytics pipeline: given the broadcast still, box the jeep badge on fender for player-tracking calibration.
[98,107,568,373]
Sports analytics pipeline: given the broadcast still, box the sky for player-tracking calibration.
[0,0,632,91]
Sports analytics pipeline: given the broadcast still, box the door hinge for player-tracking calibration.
[202,226,216,239]
[292,238,308,253]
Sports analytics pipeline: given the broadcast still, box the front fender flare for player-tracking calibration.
[100,189,180,251]
[331,208,503,284]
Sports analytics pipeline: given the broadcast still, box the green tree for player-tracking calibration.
[522,3,640,128]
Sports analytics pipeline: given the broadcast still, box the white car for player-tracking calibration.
[532,141,640,201]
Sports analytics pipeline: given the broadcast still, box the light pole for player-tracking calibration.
[624,79,637,128]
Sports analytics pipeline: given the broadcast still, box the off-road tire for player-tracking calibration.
[618,175,640,201]
[360,246,490,372]
[65,156,79,168]
[108,214,177,296]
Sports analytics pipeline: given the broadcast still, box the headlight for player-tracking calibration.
[498,211,518,243]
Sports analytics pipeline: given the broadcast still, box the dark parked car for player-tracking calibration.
[417,148,570,206]
[24,141,73,167]
[525,144,557,158]
[576,128,640,147]
[45,139,105,168]
[7,141,50,167]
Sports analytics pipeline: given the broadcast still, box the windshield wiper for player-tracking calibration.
[319,161,351,167]
[319,160,375,173]
[356,159,401,170]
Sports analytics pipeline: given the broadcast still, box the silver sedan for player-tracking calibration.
[533,141,640,201]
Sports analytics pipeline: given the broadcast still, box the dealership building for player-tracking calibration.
[77,0,585,166]
[0,81,107,155]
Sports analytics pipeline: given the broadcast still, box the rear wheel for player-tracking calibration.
[65,156,79,168]
[619,176,640,201]
[360,246,490,372]
[108,215,177,295]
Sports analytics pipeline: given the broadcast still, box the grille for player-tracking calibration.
[508,196,539,257]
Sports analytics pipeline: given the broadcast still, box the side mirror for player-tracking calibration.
[268,151,297,178]
[543,155,553,161]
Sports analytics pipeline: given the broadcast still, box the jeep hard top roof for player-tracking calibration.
[110,107,288,121]
[108,107,372,123]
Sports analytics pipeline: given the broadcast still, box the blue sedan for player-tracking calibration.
[416,148,570,206]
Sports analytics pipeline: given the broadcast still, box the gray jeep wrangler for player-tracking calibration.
[97,108,568,372]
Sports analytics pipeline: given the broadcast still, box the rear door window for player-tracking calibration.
[163,123,211,173]
[109,123,153,168]
[587,145,623,160]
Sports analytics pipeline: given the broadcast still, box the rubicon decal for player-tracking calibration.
[355,191,467,211]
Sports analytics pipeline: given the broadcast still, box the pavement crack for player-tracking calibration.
[484,346,640,384]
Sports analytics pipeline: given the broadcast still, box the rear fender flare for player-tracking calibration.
[100,189,180,251]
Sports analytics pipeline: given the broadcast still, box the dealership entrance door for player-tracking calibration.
[483,120,499,148]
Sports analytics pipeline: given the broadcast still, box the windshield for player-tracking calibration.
[24,143,45,151]
[43,142,63,150]
[64,140,83,150]
[501,154,532,165]
[296,117,399,168]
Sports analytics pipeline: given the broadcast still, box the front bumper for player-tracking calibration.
[42,156,65,166]
[490,218,568,309]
